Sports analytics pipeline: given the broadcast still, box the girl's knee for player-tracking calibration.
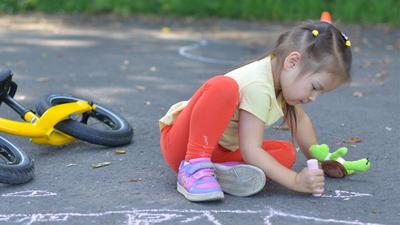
[215,75,238,88]
[279,141,297,169]
[207,76,239,101]
[264,140,297,169]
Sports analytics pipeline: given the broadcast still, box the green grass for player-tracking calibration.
[0,0,399,25]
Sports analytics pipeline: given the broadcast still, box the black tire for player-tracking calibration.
[0,136,34,184]
[35,94,133,147]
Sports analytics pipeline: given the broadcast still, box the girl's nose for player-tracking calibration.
[309,92,320,102]
[309,95,317,102]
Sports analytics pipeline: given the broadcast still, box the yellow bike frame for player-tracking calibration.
[0,100,96,145]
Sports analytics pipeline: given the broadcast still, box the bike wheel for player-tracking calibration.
[35,93,133,147]
[0,136,34,184]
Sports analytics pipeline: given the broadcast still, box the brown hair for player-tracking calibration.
[271,21,353,136]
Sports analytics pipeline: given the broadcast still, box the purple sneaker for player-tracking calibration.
[214,162,266,197]
[177,158,224,202]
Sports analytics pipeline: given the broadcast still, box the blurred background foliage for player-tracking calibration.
[0,0,398,25]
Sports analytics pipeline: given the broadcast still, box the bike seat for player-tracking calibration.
[0,69,17,98]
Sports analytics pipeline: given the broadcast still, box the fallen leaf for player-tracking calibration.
[115,150,126,154]
[150,66,157,72]
[92,161,111,168]
[135,85,146,91]
[375,71,387,78]
[272,124,290,130]
[66,163,77,167]
[37,77,50,82]
[145,101,151,105]
[385,127,392,131]
[361,61,372,68]
[129,178,143,182]
[161,27,170,33]
[344,137,363,143]
[353,91,363,97]
[361,59,391,69]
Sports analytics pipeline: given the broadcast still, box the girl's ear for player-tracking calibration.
[283,52,302,70]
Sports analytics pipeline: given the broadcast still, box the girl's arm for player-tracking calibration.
[239,109,324,194]
[289,105,318,159]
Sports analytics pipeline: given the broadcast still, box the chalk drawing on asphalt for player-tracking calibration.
[321,190,372,199]
[179,40,237,65]
[0,189,376,224]
[0,208,383,225]
[0,189,371,200]
[1,190,57,198]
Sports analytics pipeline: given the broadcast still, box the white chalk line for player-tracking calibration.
[178,40,237,65]
[0,208,383,225]
[0,189,376,224]
[321,190,372,199]
[0,189,372,200]
[1,190,56,198]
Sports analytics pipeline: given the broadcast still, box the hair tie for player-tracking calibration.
[341,32,351,47]
[312,30,319,37]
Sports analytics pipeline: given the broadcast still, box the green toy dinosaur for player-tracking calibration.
[309,144,371,178]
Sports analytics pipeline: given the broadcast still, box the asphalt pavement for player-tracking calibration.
[0,14,399,225]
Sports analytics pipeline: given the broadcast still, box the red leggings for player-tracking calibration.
[160,76,296,172]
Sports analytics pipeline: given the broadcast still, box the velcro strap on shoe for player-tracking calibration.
[192,168,215,179]
[187,162,214,174]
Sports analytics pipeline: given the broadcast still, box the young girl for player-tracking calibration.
[159,21,352,202]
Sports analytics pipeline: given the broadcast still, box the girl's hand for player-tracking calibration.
[293,168,325,194]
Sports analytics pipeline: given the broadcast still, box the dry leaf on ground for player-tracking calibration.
[161,27,170,33]
[129,178,143,182]
[344,137,363,143]
[92,161,111,168]
[353,91,363,97]
[272,124,290,130]
[135,85,146,91]
[375,71,387,78]
[115,150,126,154]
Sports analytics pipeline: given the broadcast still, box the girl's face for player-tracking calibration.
[279,54,343,106]
[281,70,342,105]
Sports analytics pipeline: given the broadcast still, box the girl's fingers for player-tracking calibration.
[309,175,324,183]
[310,181,324,192]
[311,182,324,189]
[309,169,325,176]
[313,188,324,194]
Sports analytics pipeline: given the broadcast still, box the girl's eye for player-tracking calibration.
[312,84,317,90]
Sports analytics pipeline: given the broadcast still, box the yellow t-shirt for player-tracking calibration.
[159,56,284,151]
